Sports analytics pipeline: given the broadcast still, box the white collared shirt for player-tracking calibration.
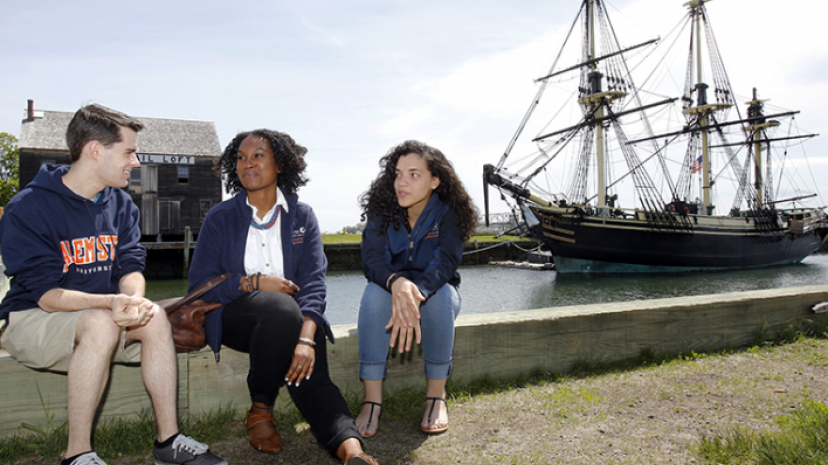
[244,187,289,278]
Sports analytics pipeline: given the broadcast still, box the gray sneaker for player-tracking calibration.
[65,452,108,465]
[152,434,227,465]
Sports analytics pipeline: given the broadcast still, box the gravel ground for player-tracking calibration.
[122,337,828,465]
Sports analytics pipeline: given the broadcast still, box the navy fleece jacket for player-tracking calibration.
[0,164,145,318]
[361,194,463,299]
[187,190,330,357]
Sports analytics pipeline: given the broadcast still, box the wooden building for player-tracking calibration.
[18,100,222,242]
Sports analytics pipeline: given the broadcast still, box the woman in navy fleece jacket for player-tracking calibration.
[188,129,376,465]
[355,141,478,437]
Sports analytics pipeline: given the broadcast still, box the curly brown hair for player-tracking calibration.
[359,140,478,240]
[215,129,308,195]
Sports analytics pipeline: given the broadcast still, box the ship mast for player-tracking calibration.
[745,88,779,207]
[579,0,627,209]
[682,0,731,215]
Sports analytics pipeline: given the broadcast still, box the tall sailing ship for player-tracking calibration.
[484,0,827,273]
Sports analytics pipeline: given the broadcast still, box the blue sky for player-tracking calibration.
[2,0,826,232]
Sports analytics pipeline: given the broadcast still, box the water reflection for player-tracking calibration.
[147,254,828,327]
[538,256,828,308]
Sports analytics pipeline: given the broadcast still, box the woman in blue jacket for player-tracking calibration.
[188,129,376,465]
[355,140,478,437]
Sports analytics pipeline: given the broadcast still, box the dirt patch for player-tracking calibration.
[109,338,828,464]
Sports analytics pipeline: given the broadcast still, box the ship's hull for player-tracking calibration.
[529,206,825,274]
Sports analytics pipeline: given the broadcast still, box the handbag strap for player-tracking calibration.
[164,273,233,315]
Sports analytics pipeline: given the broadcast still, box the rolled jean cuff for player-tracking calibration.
[359,360,387,381]
[424,360,452,380]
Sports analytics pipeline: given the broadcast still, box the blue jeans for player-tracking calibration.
[358,281,461,381]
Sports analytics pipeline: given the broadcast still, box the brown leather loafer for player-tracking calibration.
[245,404,283,453]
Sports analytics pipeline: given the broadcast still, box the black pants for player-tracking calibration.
[221,291,361,455]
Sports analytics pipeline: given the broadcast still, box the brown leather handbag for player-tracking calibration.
[156,274,231,353]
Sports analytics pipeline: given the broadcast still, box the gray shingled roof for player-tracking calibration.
[19,109,221,157]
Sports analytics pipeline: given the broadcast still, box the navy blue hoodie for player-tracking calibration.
[361,194,463,299]
[0,164,145,318]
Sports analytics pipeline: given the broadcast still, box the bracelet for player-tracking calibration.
[387,273,404,291]
[298,337,316,347]
[255,272,261,291]
[242,276,253,293]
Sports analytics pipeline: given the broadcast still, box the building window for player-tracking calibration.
[129,165,157,194]
[129,170,141,193]
[200,199,213,219]
[159,200,181,233]
[177,166,189,184]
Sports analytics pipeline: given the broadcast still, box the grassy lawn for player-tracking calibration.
[321,234,529,244]
[321,234,362,244]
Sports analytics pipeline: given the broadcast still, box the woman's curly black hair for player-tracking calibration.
[215,129,309,195]
[359,140,478,241]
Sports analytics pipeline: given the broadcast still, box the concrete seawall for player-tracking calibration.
[1,285,827,436]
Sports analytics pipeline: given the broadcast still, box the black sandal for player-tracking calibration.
[421,397,448,434]
[359,401,382,438]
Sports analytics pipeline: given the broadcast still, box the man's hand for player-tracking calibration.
[110,294,156,327]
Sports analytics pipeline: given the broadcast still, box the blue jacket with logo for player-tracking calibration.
[0,164,145,318]
[361,194,463,299]
[188,190,330,356]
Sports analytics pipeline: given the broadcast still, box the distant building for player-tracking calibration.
[477,212,519,235]
[18,100,222,241]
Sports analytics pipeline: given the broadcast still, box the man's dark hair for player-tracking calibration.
[66,104,145,162]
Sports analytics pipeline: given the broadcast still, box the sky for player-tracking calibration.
[2,0,827,233]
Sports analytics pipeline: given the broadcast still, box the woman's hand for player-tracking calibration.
[386,278,425,353]
[285,317,317,387]
[255,274,299,296]
[285,342,315,387]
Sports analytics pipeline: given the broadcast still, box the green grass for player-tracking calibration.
[321,234,529,244]
[321,234,362,244]
[694,317,828,465]
[698,400,828,465]
[0,407,240,465]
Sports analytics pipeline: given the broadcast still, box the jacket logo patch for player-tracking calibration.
[292,227,305,245]
[60,235,118,273]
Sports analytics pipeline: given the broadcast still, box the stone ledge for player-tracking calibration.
[2,285,827,436]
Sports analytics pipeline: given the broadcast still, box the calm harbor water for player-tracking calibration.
[146,254,828,326]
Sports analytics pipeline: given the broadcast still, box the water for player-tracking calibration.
[147,254,828,326]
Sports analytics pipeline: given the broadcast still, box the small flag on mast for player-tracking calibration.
[690,156,702,173]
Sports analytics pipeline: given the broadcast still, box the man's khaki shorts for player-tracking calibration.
[0,308,141,373]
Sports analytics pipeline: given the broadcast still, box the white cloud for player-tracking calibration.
[380,106,434,138]
[299,17,346,48]
[413,32,564,119]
